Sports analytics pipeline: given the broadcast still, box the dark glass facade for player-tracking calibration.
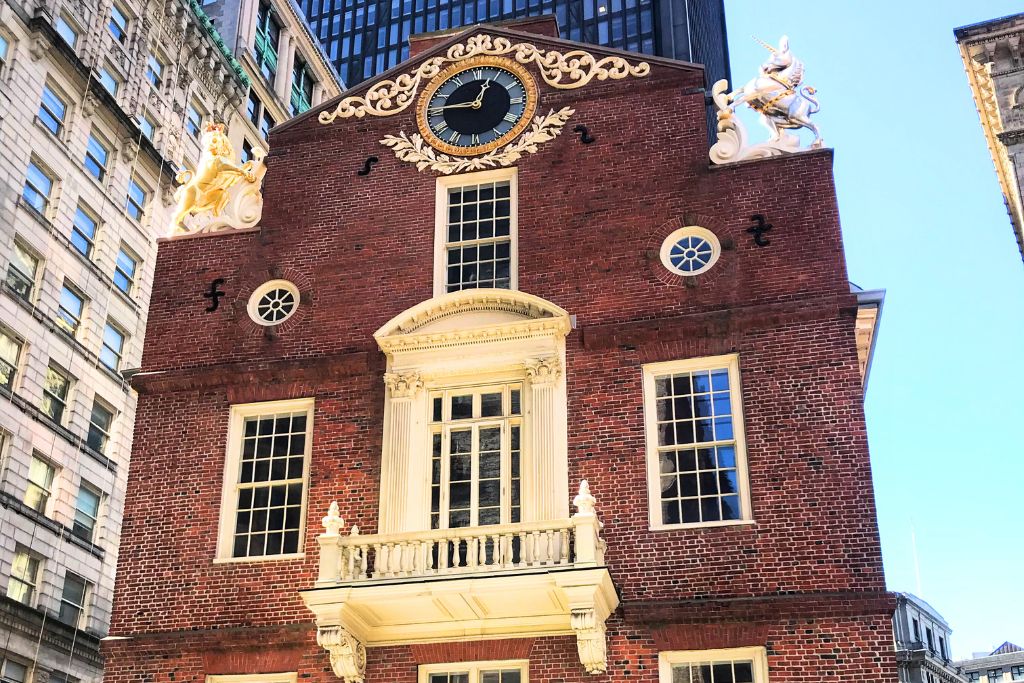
[301,0,729,91]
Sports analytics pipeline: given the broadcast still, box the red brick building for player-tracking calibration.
[103,21,896,683]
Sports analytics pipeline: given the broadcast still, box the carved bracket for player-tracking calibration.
[317,626,366,683]
[571,608,608,674]
[383,371,423,398]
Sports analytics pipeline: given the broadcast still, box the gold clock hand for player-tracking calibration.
[471,79,492,108]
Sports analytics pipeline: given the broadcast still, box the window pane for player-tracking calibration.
[445,180,513,292]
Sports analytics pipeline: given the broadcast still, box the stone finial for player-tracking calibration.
[350,524,360,536]
[322,501,344,536]
[573,480,597,517]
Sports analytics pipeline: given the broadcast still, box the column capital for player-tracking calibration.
[524,357,561,385]
[384,371,423,399]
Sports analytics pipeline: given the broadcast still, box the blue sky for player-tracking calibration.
[723,0,1024,659]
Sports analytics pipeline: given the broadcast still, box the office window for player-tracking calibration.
[254,0,281,84]
[98,65,120,95]
[912,617,920,641]
[660,648,768,683]
[1010,666,1024,680]
[23,160,54,215]
[113,246,138,294]
[419,662,527,683]
[136,112,156,140]
[144,53,164,88]
[643,354,750,528]
[108,4,129,44]
[126,178,147,221]
[219,399,313,559]
[437,172,516,294]
[0,34,9,72]
[72,483,101,541]
[939,636,947,659]
[241,139,255,163]
[6,240,39,301]
[429,383,521,531]
[0,329,21,390]
[55,14,79,47]
[23,454,56,513]
[968,675,981,682]
[84,134,111,181]
[926,627,934,652]
[6,549,41,605]
[57,573,89,628]
[0,658,27,683]
[290,56,315,115]
[990,672,1004,683]
[260,110,275,140]
[247,90,261,127]
[71,205,98,257]
[87,397,114,452]
[100,322,126,370]
[186,101,203,138]
[41,364,71,423]
[38,84,68,135]
[56,281,85,334]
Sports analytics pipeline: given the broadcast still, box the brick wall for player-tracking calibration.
[106,27,896,682]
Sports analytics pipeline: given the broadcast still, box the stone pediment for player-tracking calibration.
[374,289,571,354]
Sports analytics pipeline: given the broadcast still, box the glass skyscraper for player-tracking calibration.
[301,0,729,91]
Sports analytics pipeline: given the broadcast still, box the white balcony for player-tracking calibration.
[301,482,618,683]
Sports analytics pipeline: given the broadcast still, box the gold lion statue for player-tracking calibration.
[170,123,262,232]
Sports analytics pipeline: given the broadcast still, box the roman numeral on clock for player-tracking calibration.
[503,113,518,123]
[473,69,484,79]
[433,122,448,134]
[510,97,523,105]
[447,130,460,144]
[471,134,481,145]
[427,107,445,116]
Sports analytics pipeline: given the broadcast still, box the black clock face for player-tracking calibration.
[424,66,529,149]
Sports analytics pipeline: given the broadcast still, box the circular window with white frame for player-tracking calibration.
[660,226,721,276]
[247,280,300,326]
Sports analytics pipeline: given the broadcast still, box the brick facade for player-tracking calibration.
[104,25,897,683]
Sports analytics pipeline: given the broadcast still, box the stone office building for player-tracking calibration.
[0,0,338,679]
[102,19,893,683]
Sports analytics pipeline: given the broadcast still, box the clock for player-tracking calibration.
[417,56,538,156]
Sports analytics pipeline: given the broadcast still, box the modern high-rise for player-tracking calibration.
[955,13,1024,263]
[301,0,728,90]
[0,0,339,679]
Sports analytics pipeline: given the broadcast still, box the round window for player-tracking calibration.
[660,226,721,276]
[247,280,300,326]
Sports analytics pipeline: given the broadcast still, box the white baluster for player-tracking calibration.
[560,528,570,565]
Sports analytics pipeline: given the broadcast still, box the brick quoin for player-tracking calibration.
[104,23,897,683]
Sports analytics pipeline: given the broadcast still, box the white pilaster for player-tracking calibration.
[378,372,428,533]
[274,28,294,101]
[523,357,566,522]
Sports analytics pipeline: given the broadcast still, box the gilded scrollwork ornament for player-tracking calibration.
[318,33,649,124]
[380,107,575,175]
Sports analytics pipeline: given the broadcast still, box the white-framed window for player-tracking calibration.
[126,178,147,221]
[659,647,768,683]
[247,280,299,326]
[434,168,517,296]
[97,64,120,95]
[108,3,129,44]
[57,572,89,628]
[72,482,101,541]
[55,14,80,47]
[0,328,22,391]
[217,398,313,560]
[136,111,157,140]
[6,548,42,605]
[84,132,111,181]
[241,138,255,162]
[71,204,99,258]
[23,453,56,513]
[642,354,751,529]
[428,383,522,530]
[100,321,126,370]
[56,280,86,335]
[419,661,528,683]
[41,364,72,424]
[87,396,115,453]
[186,101,203,138]
[0,656,29,683]
[38,83,68,136]
[113,245,139,293]
[660,226,721,276]
[207,674,297,683]
[144,53,164,88]
[6,239,40,301]
[968,675,981,682]
[23,159,55,215]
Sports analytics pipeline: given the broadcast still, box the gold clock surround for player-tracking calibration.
[416,55,540,157]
